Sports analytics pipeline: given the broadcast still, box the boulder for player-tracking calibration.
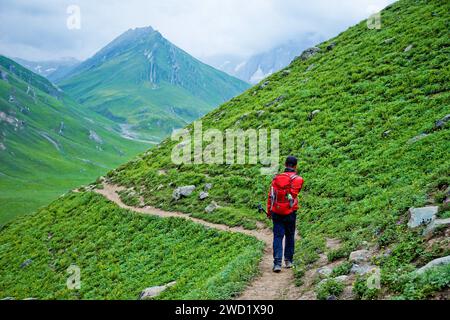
[350,263,376,275]
[423,218,450,236]
[435,114,450,129]
[204,183,213,191]
[205,201,220,213]
[282,69,291,76]
[349,249,371,263]
[316,266,332,277]
[139,281,176,300]
[415,256,450,275]
[407,206,438,228]
[172,185,196,200]
[298,47,321,61]
[199,191,209,200]
[404,44,413,52]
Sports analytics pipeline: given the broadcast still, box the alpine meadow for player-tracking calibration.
[0,0,449,303]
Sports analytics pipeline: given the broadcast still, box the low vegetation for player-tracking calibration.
[0,192,263,299]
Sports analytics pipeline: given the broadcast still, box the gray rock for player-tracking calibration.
[407,206,438,228]
[316,266,333,277]
[282,69,291,76]
[350,263,376,275]
[408,133,429,144]
[415,256,450,275]
[308,109,321,121]
[20,259,33,269]
[404,44,413,52]
[383,38,395,44]
[435,114,450,129]
[204,183,213,191]
[423,218,450,236]
[199,191,209,200]
[205,201,220,213]
[298,47,321,61]
[139,281,176,300]
[349,249,371,263]
[334,275,349,283]
[256,110,265,117]
[172,185,196,200]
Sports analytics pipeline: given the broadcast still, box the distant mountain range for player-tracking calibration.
[205,34,324,84]
[58,26,250,141]
[12,57,80,83]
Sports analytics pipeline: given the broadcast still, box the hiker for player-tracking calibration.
[267,156,304,273]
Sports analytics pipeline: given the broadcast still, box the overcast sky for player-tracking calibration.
[0,0,396,62]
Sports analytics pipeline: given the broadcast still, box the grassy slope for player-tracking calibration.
[59,29,250,141]
[105,0,449,298]
[0,192,263,299]
[0,56,149,223]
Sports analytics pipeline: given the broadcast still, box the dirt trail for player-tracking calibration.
[95,183,302,300]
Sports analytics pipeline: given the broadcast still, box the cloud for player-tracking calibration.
[0,0,396,61]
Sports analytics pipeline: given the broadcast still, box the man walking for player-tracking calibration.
[267,156,304,272]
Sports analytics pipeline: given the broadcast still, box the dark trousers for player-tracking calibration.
[272,211,296,266]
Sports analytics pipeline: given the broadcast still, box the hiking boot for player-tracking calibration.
[273,265,282,273]
[284,261,294,269]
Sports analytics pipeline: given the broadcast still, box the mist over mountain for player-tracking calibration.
[205,34,324,83]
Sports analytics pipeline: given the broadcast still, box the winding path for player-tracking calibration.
[95,183,302,300]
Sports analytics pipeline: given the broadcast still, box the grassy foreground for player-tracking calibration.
[0,192,263,299]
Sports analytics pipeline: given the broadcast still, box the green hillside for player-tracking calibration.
[0,192,262,299]
[0,56,148,223]
[105,0,449,298]
[59,27,250,142]
[0,0,448,300]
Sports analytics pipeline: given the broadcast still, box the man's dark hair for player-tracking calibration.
[285,156,298,168]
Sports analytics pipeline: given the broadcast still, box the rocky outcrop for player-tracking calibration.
[297,47,321,61]
[172,185,196,200]
[407,206,438,228]
[139,281,176,300]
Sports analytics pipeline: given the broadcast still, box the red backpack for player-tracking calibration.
[269,173,299,215]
